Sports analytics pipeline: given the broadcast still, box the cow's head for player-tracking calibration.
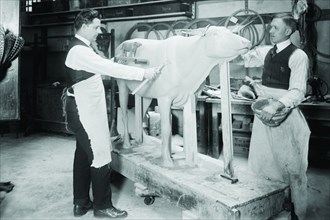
[202,26,251,59]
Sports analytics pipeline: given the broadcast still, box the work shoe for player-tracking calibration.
[94,206,128,218]
[73,201,93,217]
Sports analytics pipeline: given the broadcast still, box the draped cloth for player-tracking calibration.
[248,87,310,220]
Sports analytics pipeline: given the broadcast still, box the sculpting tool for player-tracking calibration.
[132,62,169,95]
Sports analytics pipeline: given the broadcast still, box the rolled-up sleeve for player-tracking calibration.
[65,45,144,81]
[278,49,309,107]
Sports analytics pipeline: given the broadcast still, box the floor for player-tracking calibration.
[0,132,329,220]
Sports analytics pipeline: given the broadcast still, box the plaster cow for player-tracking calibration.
[116,26,251,167]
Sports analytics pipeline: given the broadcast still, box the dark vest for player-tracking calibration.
[65,38,94,89]
[262,44,297,90]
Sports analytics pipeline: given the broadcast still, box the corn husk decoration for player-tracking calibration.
[0,25,25,81]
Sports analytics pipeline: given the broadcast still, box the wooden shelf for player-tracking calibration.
[22,0,193,28]
[22,12,192,28]
[102,11,192,22]
[27,0,184,16]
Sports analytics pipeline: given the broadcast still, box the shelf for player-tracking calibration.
[102,11,192,22]
[22,12,192,28]
[27,0,184,16]
[22,0,192,28]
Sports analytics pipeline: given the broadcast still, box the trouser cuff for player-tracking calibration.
[74,197,91,206]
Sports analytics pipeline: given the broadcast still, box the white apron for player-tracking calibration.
[248,87,310,220]
[72,75,112,168]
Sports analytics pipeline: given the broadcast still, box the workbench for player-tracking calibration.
[205,98,330,162]
[111,141,289,219]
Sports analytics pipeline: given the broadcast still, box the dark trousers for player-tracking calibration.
[65,96,112,210]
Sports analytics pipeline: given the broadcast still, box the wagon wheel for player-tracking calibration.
[145,23,175,40]
[225,9,266,49]
[125,23,157,40]
[183,18,218,29]
[165,20,191,38]
[216,17,227,26]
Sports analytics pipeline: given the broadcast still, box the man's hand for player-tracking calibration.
[260,100,285,121]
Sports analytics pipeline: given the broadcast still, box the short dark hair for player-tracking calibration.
[272,13,298,35]
[74,9,101,30]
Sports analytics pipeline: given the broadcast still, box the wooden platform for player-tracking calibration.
[111,141,289,219]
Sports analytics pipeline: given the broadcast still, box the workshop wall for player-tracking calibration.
[309,0,330,96]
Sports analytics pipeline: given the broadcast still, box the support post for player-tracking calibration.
[183,94,198,166]
[135,94,143,143]
[219,62,237,182]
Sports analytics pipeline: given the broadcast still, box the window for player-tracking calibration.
[25,0,41,12]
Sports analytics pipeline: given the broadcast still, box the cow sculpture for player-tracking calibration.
[116,26,251,167]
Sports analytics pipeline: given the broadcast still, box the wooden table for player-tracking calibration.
[171,95,208,154]
[205,98,330,159]
[111,141,289,220]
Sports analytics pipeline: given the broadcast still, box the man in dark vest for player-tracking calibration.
[238,13,310,220]
[63,9,161,219]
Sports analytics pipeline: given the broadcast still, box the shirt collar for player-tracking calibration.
[75,34,91,47]
[275,39,291,53]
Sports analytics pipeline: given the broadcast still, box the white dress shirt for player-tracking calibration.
[65,34,145,81]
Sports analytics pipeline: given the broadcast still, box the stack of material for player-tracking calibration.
[0,25,24,81]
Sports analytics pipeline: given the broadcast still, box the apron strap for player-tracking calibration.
[61,87,74,133]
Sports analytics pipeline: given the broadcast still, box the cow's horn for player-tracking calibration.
[202,25,211,37]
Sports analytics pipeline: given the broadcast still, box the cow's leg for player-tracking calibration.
[141,98,161,145]
[117,80,131,148]
[183,94,198,167]
[134,96,155,144]
[157,97,174,167]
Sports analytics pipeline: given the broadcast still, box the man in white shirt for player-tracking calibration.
[64,9,161,219]
[239,13,310,220]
